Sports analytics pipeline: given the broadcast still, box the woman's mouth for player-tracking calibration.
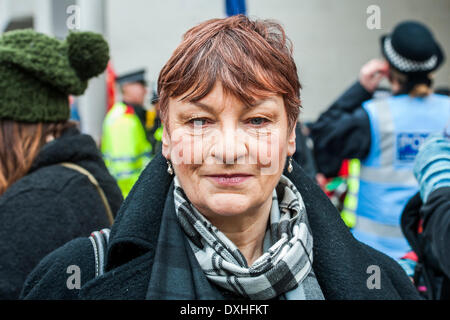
[206,174,252,186]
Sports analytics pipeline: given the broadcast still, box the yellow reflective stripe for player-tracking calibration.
[341,158,361,229]
[341,210,357,228]
[347,179,359,191]
[343,193,358,210]
[349,159,361,175]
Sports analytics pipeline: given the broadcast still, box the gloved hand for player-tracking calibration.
[414,132,450,203]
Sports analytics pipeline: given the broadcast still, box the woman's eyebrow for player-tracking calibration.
[250,97,277,107]
[191,101,216,113]
[191,97,277,112]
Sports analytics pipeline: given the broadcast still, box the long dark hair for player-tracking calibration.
[0,120,76,195]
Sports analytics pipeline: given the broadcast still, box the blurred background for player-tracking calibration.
[1,0,449,142]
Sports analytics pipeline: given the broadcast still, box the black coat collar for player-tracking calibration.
[85,153,419,300]
[30,127,102,173]
[105,153,173,270]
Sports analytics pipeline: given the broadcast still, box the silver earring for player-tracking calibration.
[167,160,173,175]
[287,157,293,173]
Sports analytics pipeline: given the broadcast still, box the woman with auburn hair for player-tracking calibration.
[22,15,419,300]
[0,30,123,299]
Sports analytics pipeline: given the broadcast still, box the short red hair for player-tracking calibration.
[158,14,301,130]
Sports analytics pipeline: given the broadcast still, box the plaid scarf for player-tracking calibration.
[173,175,322,300]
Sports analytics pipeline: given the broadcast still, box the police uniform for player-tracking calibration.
[309,21,449,259]
[101,70,162,198]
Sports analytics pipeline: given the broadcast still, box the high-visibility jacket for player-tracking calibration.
[101,102,152,198]
[145,106,163,156]
[352,94,450,259]
[341,159,360,228]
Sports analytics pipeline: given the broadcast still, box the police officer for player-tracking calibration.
[101,69,162,198]
[309,21,450,259]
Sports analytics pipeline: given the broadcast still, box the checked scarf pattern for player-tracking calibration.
[173,175,318,300]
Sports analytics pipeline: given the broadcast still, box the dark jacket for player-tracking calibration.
[0,127,123,299]
[309,81,373,177]
[293,123,317,180]
[20,152,421,300]
[401,187,450,299]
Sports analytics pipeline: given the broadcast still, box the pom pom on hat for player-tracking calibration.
[67,31,110,81]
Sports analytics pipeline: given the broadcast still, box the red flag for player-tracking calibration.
[106,61,117,112]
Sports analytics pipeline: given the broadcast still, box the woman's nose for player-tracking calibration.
[211,126,247,165]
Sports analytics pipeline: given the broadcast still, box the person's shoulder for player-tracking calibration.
[432,92,450,99]
[0,165,88,202]
[428,186,450,200]
[422,186,450,218]
[0,170,60,212]
[103,106,143,135]
[20,236,96,300]
[430,93,450,105]
[104,102,137,121]
[362,94,392,108]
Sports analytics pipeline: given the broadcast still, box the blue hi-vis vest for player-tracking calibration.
[352,94,450,259]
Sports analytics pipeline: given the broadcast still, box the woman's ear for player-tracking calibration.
[287,122,297,157]
[162,127,171,159]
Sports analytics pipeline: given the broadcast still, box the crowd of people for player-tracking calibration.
[0,14,448,300]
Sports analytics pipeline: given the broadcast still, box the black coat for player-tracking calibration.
[292,123,317,180]
[0,128,123,299]
[401,187,450,299]
[21,153,421,300]
[309,81,373,177]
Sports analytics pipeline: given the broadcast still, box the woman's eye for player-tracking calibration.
[189,118,209,126]
[248,117,268,126]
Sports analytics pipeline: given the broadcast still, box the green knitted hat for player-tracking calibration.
[0,29,109,122]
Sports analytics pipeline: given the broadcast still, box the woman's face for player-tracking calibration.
[162,82,296,224]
